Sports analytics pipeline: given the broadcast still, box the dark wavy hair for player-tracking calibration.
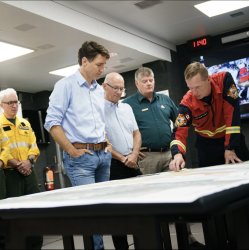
[78,41,110,65]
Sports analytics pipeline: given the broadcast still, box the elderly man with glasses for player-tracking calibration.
[0,87,42,249]
[103,72,142,250]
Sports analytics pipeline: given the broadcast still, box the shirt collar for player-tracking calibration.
[136,91,157,103]
[104,99,119,108]
[75,69,98,89]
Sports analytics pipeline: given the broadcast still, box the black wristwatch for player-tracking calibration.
[225,145,234,151]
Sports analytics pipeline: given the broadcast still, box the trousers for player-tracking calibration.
[110,158,142,250]
[63,150,112,250]
[196,133,249,167]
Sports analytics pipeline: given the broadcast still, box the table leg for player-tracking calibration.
[62,235,75,249]
[175,222,189,250]
[133,216,163,249]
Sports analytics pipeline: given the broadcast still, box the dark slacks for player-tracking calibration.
[4,168,43,249]
[0,169,6,200]
[4,168,40,197]
[0,169,6,250]
[110,158,142,250]
[196,133,249,167]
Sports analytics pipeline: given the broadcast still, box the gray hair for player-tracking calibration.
[135,67,154,81]
[104,72,124,84]
[0,88,18,104]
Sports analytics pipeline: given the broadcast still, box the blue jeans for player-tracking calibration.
[63,150,111,250]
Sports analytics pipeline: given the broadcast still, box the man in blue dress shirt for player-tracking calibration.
[44,41,112,250]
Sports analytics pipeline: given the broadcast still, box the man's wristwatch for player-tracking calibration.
[225,145,234,151]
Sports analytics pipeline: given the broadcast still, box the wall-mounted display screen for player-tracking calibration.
[207,56,249,119]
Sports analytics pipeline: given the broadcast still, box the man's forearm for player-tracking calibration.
[132,130,142,155]
[7,159,20,168]
[112,150,126,162]
[50,125,74,154]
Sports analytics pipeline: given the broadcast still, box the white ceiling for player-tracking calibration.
[0,0,249,93]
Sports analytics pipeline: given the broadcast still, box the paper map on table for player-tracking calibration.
[0,162,249,209]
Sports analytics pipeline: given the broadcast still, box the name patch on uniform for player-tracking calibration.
[227,84,239,99]
[141,108,148,112]
[18,123,29,130]
[3,126,11,131]
[175,114,187,127]
[193,112,208,120]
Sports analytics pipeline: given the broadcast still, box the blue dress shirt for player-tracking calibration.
[44,70,106,143]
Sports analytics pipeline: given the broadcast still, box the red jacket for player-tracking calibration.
[171,72,241,156]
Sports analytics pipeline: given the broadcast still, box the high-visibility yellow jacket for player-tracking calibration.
[0,114,40,168]
[0,127,10,166]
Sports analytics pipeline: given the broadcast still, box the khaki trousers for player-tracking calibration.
[138,150,172,175]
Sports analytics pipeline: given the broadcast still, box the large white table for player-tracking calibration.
[1,162,249,249]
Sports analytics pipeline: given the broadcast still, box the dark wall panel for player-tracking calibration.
[176,26,249,167]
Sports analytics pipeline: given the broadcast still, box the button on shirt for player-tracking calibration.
[44,70,106,143]
[104,100,138,156]
[123,91,178,150]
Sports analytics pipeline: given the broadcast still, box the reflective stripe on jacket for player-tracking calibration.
[0,114,40,168]
[171,72,241,156]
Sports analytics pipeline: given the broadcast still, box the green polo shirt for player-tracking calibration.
[123,91,178,150]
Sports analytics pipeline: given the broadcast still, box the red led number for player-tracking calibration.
[193,38,207,48]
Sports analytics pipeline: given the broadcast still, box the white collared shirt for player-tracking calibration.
[104,100,138,155]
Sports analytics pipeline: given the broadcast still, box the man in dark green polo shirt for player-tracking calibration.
[123,67,178,174]
[123,67,205,249]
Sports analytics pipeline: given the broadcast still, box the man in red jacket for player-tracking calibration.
[170,62,249,171]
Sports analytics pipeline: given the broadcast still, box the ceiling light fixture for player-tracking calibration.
[0,41,34,62]
[194,1,249,17]
[49,64,79,77]
[110,52,118,57]
[50,52,118,77]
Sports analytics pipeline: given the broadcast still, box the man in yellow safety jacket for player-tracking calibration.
[0,88,40,197]
[0,88,42,249]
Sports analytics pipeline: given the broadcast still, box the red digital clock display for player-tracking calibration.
[188,36,211,50]
[192,38,208,48]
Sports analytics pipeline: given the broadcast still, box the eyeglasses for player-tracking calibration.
[106,83,125,92]
[2,100,21,106]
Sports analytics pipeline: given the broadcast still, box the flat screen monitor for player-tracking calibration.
[207,56,249,119]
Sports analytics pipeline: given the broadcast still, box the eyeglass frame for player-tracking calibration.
[1,100,21,106]
[106,82,125,92]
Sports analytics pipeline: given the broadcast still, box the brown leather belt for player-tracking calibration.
[72,142,107,151]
